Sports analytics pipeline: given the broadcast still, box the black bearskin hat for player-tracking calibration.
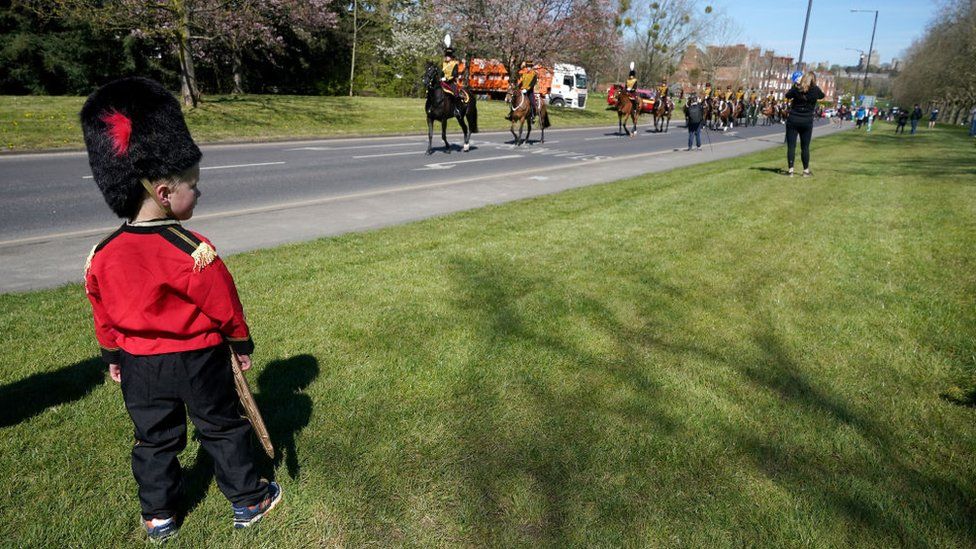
[444,47,455,57]
[628,69,636,77]
[80,77,202,219]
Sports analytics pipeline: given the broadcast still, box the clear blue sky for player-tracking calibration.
[706,0,938,66]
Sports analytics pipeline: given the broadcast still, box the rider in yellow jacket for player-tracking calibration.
[515,61,538,122]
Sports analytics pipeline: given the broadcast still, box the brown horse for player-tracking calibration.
[652,95,673,132]
[611,84,639,137]
[504,85,550,145]
[761,98,776,126]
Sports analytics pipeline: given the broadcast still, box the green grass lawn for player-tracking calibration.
[0,93,618,151]
[1,125,974,546]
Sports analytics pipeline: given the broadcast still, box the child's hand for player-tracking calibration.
[109,363,121,383]
[236,354,252,371]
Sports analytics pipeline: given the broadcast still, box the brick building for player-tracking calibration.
[672,44,834,102]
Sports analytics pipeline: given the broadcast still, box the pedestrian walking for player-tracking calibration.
[928,106,939,128]
[784,72,825,177]
[683,95,703,151]
[896,109,909,133]
[910,104,922,135]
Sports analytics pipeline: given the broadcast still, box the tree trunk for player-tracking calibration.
[175,2,200,107]
[232,50,244,95]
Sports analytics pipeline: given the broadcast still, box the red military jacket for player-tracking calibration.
[84,219,254,364]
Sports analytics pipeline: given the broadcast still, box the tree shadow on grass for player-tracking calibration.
[446,255,680,545]
[0,357,103,428]
[732,315,976,546]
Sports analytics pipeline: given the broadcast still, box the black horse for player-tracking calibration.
[422,63,479,154]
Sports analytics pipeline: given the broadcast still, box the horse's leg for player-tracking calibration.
[618,113,624,136]
[458,114,470,152]
[525,118,532,145]
[510,122,519,145]
[426,117,434,155]
[441,119,450,152]
[517,119,525,146]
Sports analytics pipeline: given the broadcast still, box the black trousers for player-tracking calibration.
[120,345,267,520]
[785,121,814,170]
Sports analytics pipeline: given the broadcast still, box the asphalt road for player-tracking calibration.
[0,118,837,292]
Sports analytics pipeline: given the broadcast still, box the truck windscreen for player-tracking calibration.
[575,75,588,89]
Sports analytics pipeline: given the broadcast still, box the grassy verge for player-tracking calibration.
[0,93,619,151]
[1,125,974,546]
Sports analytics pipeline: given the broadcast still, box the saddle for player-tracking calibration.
[440,82,470,103]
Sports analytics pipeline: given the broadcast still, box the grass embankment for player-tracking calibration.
[0,93,616,151]
[2,125,974,546]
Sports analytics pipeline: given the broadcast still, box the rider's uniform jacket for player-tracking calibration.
[724,89,734,100]
[520,71,537,92]
[750,92,758,102]
[442,60,459,82]
[625,77,638,92]
[657,84,668,98]
[703,87,712,98]
[735,90,744,101]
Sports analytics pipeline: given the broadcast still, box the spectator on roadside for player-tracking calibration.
[896,109,909,133]
[855,105,866,129]
[911,104,922,135]
[784,72,825,177]
[928,106,939,128]
[866,108,875,132]
[970,105,976,137]
[683,94,703,151]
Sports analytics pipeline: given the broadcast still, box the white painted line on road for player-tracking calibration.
[352,151,421,159]
[528,176,549,181]
[286,142,420,152]
[584,135,630,141]
[201,162,286,171]
[416,154,522,171]
[81,161,286,179]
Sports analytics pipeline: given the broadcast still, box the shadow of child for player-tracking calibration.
[256,354,319,479]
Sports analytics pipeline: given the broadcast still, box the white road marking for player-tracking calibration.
[528,176,549,181]
[416,154,522,171]
[352,151,421,159]
[584,135,631,141]
[286,142,420,151]
[80,161,286,179]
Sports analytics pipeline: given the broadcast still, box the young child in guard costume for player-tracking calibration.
[81,77,281,542]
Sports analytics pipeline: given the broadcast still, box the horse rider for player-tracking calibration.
[749,88,759,104]
[441,46,465,116]
[703,82,713,100]
[657,79,670,107]
[735,86,745,103]
[512,61,538,123]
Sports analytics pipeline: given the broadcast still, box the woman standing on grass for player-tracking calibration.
[784,72,825,177]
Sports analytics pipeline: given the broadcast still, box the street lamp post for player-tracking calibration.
[851,9,879,105]
[796,0,814,72]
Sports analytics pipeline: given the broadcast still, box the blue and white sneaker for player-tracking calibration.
[232,482,282,529]
[143,516,178,542]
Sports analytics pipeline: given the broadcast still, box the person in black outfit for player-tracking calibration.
[684,94,704,151]
[896,109,909,133]
[784,72,825,177]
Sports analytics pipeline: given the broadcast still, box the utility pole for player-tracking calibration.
[851,9,879,104]
[349,0,357,97]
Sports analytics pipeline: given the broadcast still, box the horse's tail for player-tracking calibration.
[466,95,479,133]
[541,108,551,129]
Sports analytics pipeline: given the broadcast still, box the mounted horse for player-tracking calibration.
[652,94,673,132]
[422,62,479,154]
[504,85,550,145]
[611,84,640,137]
[713,98,734,131]
[761,98,776,126]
